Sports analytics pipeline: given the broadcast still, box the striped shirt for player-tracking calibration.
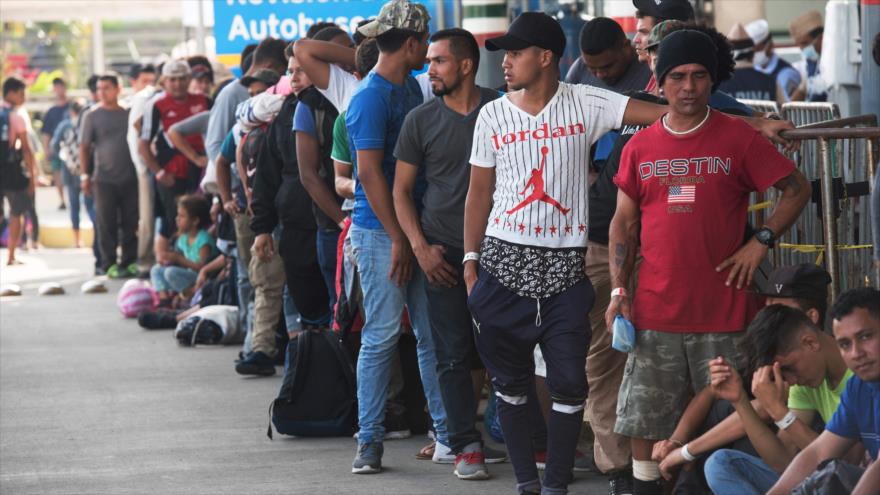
[470,82,629,249]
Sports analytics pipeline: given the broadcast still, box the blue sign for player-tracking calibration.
[213,0,443,64]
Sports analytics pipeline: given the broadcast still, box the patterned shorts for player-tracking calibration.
[613,330,743,440]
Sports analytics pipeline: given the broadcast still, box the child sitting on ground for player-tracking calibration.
[150,195,216,307]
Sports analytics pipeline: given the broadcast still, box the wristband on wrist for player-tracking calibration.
[669,438,684,448]
[462,252,480,265]
[774,410,797,430]
[611,287,627,298]
[680,443,696,462]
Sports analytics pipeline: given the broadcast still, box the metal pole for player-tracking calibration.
[862,0,880,121]
[869,139,880,288]
[196,0,207,55]
[819,137,840,301]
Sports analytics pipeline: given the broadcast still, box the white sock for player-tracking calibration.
[632,459,661,481]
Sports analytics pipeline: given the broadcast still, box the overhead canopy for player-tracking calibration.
[0,1,183,22]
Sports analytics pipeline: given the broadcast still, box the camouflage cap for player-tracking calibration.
[645,20,684,51]
[357,0,430,38]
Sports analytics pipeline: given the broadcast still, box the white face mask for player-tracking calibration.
[753,50,769,68]
[802,43,819,62]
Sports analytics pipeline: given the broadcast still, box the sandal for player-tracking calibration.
[415,441,435,460]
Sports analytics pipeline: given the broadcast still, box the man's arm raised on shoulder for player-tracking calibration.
[357,148,412,286]
[767,430,858,495]
[293,39,356,90]
[393,160,457,288]
[462,165,494,295]
[620,97,798,150]
[605,189,640,330]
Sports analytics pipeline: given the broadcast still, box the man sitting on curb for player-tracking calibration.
[656,264,848,490]
[702,302,860,494]
[767,288,880,495]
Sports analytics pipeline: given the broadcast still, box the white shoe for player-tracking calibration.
[432,441,455,464]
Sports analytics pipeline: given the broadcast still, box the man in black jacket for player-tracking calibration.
[241,50,330,375]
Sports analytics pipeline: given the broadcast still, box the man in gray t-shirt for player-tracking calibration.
[392,29,504,479]
[395,86,498,248]
[80,75,138,277]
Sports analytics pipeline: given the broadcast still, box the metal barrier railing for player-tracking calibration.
[771,115,880,300]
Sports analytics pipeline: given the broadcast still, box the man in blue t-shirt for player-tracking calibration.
[345,0,447,475]
[768,288,880,495]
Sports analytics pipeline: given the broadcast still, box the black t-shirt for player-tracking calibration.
[588,92,665,245]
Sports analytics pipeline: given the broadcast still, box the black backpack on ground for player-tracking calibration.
[268,329,356,438]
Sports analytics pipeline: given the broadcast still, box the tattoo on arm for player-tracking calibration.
[778,173,802,196]
[614,242,626,268]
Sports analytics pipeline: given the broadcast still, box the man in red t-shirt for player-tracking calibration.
[137,60,209,240]
[606,30,810,495]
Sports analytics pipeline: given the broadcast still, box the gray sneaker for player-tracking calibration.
[453,446,489,481]
[352,442,383,474]
[483,444,508,464]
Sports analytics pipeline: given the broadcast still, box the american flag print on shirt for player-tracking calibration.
[667,185,696,203]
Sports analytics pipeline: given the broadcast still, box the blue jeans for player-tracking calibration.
[232,246,255,354]
[150,264,199,293]
[705,449,779,495]
[316,228,340,316]
[81,191,99,267]
[62,166,82,230]
[349,224,447,445]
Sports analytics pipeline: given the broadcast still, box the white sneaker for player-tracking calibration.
[432,441,455,464]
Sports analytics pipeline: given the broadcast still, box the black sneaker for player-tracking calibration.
[630,476,661,495]
[235,351,276,376]
[608,470,634,495]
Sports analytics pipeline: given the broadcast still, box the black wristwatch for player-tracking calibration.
[754,227,776,248]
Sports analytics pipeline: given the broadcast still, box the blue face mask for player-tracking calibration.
[802,43,819,62]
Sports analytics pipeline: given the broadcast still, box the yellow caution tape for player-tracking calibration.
[748,201,773,212]
[778,243,873,253]
[778,243,873,266]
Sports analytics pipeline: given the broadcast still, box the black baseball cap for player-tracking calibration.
[757,264,831,301]
[633,0,695,21]
[485,12,566,58]
[240,68,281,88]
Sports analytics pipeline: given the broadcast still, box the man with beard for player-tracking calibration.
[393,28,507,481]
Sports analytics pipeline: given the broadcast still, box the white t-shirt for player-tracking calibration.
[320,64,434,113]
[319,64,359,113]
[470,82,629,249]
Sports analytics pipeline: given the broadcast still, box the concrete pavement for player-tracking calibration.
[0,247,607,494]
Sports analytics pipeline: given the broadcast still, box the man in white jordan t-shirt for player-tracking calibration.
[462,11,796,495]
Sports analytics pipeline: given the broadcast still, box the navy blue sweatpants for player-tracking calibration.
[468,267,593,494]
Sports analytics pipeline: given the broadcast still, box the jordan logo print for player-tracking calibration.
[506,146,570,215]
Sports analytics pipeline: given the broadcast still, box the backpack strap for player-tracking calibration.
[322,329,357,394]
[314,107,326,149]
[287,331,312,401]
